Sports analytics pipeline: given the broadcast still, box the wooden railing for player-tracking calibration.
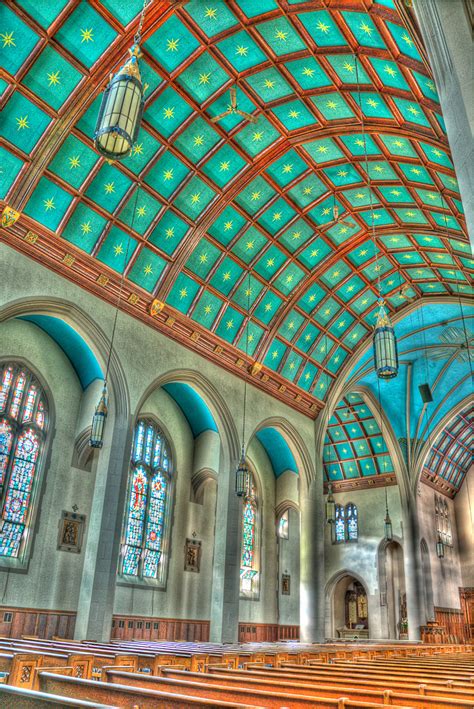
[111,614,210,642]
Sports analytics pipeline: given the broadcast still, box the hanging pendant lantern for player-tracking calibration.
[94,44,144,160]
[384,509,393,542]
[374,299,399,380]
[325,483,336,524]
[89,383,108,448]
[436,533,445,558]
[235,448,250,497]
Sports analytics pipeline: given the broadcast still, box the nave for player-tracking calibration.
[0,635,473,708]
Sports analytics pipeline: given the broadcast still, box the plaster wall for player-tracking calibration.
[0,319,90,610]
[417,483,463,610]
[324,485,403,639]
[454,466,474,587]
[278,507,300,626]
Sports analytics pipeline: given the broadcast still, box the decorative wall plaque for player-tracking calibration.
[58,511,86,553]
[184,538,201,572]
[282,573,291,595]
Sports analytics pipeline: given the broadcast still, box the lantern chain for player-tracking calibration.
[134,0,152,44]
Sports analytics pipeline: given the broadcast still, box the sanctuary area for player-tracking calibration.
[0,0,472,706]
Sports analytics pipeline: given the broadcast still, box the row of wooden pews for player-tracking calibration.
[0,635,471,707]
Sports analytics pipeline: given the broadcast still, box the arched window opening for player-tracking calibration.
[121,419,172,582]
[334,504,345,543]
[346,503,358,542]
[435,494,452,548]
[240,474,259,597]
[278,509,289,539]
[0,363,47,559]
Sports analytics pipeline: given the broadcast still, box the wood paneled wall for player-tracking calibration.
[0,606,76,639]
[434,606,466,643]
[111,615,210,642]
[459,587,474,640]
[238,623,299,642]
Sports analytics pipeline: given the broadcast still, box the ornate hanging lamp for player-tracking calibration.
[374,299,399,380]
[235,271,252,497]
[384,486,393,542]
[325,483,336,524]
[436,533,445,558]
[94,1,150,159]
[353,55,399,380]
[90,384,108,448]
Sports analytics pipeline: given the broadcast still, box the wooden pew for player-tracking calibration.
[160,667,474,709]
[39,672,264,708]
[202,666,474,702]
[104,668,416,708]
[0,683,118,708]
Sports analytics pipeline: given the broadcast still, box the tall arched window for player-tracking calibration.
[0,363,47,559]
[121,419,172,582]
[240,474,259,597]
[346,503,358,542]
[334,504,345,543]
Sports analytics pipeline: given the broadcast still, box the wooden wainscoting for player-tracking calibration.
[0,606,76,639]
[459,587,474,641]
[434,606,466,643]
[111,615,210,641]
[238,623,299,642]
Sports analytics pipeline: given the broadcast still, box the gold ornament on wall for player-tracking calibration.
[1,206,20,229]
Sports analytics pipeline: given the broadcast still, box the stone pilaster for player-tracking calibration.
[299,476,325,642]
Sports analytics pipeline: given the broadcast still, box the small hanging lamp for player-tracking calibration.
[325,483,336,524]
[384,487,393,542]
[89,383,108,448]
[235,447,250,497]
[94,1,149,159]
[436,533,445,558]
[374,299,399,380]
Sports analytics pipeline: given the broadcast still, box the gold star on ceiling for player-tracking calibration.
[288,109,300,119]
[133,143,143,155]
[136,206,147,217]
[282,163,293,174]
[343,62,355,73]
[264,302,272,311]
[226,319,234,330]
[384,65,397,77]
[359,21,373,35]
[104,182,115,194]
[251,191,261,201]
[266,258,275,268]
[16,115,29,130]
[246,240,255,250]
[179,287,188,299]
[80,221,91,234]
[292,231,301,240]
[47,70,60,86]
[219,161,230,172]
[144,264,153,276]
[166,38,179,52]
[43,197,55,211]
[163,107,175,119]
[204,305,212,315]
[114,243,124,256]
[190,193,201,204]
[222,271,231,281]
[302,66,315,78]
[367,98,379,108]
[326,100,338,110]
[407,105,420,116]
[236,45,248,56]
[80,28,94,43]
[165,227,175,239]
[199,253,208,264]
[275,29,288,41]
[1,31,15,48]
[204,6,217,19]
[199,72,211,85]
[193,135,204,147]
[317,145,328,154]
[68,156,80,169]
[401,32,414,46]
[264,79,275,89]
[252,131,263,142]
[316,20,330,33]
[163,168,174,181]
[224,220,233,231]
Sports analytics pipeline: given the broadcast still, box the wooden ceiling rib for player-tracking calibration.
[1,0,471,418]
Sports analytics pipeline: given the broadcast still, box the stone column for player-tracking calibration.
[414,0,474,243]
[402,493,424,641]
[74,413,132,641]
[209,463,241,643]
[299,475,325,642]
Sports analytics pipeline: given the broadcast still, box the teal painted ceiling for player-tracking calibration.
[1,0,471,415]
[423,405,472,494]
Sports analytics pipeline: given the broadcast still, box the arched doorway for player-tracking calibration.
[379,540,407,639]
[332,575,369,640]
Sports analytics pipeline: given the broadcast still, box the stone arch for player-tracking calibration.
[377,536,407,639]
[0,296,130,420]
[249,415,314,491]
[325,569,371,639]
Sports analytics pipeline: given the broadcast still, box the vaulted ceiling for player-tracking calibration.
[1,0,471,417]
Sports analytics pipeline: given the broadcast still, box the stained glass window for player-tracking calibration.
[121,419,172,581]
[278,509,289,539]
[240,474,259,595]
[346,503,358,541]
[435,494,452,547]
[0,363,47,559]
[334,504,345,543]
